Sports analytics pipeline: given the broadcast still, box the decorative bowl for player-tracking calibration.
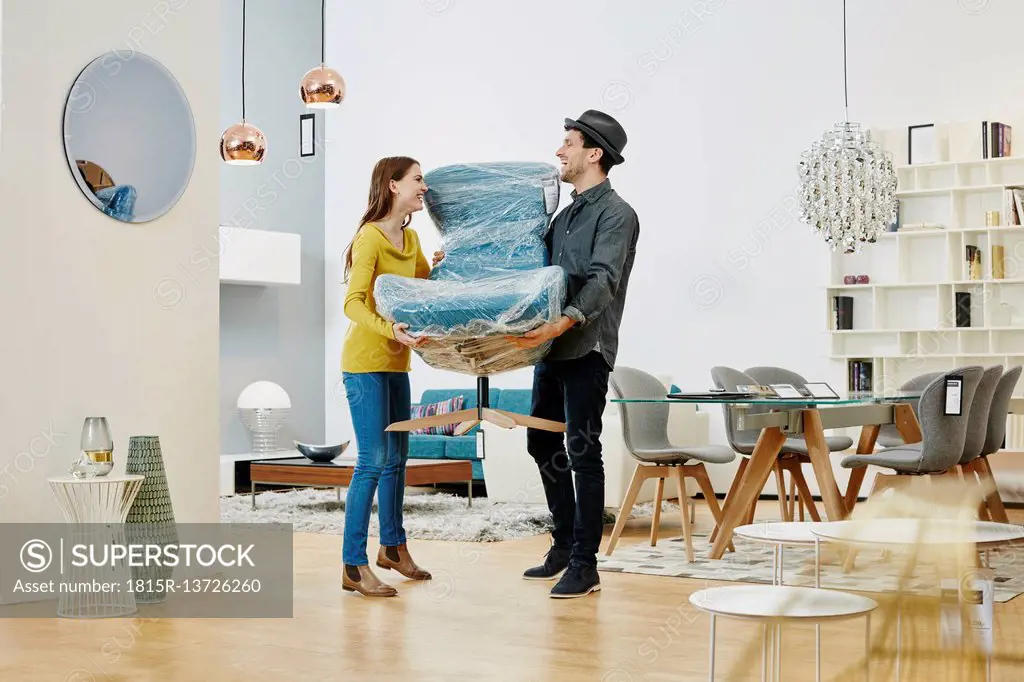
[294,440,350,463]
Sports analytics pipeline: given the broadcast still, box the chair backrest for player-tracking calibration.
[422,162,560,281]
[710,366,769,455]
[744,366,808,389]
[609,367,672,455]
[876,370,945,443]
[915,366,984,472]
[960,365,1004,463]
[983,365,1023,456]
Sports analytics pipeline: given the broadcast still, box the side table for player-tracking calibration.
[47,475,144,618]
[690,585,876,681]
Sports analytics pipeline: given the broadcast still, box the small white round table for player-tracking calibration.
[47,474,144,618]
[690,585,877,681]
[734,521,828,587]
[810,518,1024,682]
[810,518,1024,551]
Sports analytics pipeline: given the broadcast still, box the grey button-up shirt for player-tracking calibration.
[544,178,639,368]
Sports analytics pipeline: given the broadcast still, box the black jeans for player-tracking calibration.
[526,351,610,568]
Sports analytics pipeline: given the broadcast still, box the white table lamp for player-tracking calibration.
[237,381,291,454]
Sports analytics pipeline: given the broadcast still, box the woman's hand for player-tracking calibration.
[393,322,426,347]
[432,250,445,267]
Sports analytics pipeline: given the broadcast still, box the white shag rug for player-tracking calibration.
[220,487,671,543]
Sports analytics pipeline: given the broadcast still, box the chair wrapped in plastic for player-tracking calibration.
[375,161,568,435]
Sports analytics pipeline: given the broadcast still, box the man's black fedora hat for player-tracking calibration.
[564,109,627,165]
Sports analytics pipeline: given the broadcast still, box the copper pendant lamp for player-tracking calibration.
[221,0,266,165]
[300,0,346,108]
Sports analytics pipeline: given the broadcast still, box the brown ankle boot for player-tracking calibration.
[376,543,432,580]
[342,564,397,597]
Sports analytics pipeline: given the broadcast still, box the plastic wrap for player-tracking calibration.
[374,161,567,375]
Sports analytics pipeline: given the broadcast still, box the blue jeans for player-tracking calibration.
[341,371,411,566]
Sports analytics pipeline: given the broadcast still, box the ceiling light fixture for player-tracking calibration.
[797,0,897,254]
[221,0,266,165]
[300,0,346,108]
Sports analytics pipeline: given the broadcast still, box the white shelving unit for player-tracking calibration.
[826,155,1024,397]
[219,226,302,286]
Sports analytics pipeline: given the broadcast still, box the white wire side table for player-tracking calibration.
[47,475,144,618]
[690,585,876,682]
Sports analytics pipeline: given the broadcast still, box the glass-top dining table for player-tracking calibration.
[609,391,924,560]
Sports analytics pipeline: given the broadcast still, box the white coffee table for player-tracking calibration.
[690,584,876,681]
[810,518,1024,682]
[810,518,1024,551]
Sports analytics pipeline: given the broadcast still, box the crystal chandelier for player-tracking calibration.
[797,1,898,254]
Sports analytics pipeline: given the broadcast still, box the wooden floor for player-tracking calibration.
[1,501,1023,681]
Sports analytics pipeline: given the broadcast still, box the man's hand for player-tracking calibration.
[432,250,445,267]
[505,316,575,349]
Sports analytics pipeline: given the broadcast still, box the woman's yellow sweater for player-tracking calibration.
[341,223,430,374]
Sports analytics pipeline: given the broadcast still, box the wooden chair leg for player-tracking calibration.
[787,474,798,521]
[674,467,695,562]
[605,463,646,556]
[691,464,734,553]
[976,457,1010,524]
[791,467,822,522]
[650,475,665,546]
[774,461,789,521]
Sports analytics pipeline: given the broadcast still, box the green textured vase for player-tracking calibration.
[125,435,178,603]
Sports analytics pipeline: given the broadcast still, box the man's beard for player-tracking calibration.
[560,162,581,182]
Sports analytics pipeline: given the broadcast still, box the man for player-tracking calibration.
[507,109,640,598]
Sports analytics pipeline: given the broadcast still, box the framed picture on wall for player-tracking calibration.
[300,113,315,157]
[908,123,937,164]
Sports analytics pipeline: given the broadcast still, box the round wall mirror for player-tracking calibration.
[62,51,196,223]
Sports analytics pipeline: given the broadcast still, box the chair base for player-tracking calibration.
[604,460,731,562]
[386,376,566,434]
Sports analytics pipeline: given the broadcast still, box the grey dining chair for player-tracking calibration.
[962,365,1022,523]
[743,365,854,521]
[604,366,736,562]
[957,365,1004,469]
[876,371,945,448]
[710,366,852,527]
[840,366,984,496]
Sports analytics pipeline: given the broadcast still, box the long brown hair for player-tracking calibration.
[343,156,419,281]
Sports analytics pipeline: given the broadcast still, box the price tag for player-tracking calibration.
[945,377,962,416]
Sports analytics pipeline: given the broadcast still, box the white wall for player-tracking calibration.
[324,0,1024,492]
[0,0,220,522]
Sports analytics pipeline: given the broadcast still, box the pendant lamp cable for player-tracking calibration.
[321,0,326,65]
[241,0,247,120]
[842,0,849,123]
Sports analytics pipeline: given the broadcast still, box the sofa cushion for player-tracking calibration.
[444,435,479,461]
[420,388,500,410]
[408,435,448,460]
[410,395,465,436]
[495,388,532,415]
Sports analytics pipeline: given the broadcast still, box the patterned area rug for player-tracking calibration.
[597,532,1024,603]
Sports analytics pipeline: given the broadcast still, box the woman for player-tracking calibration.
[340,156,433,597]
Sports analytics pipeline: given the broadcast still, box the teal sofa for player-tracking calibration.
[409,387,533,481]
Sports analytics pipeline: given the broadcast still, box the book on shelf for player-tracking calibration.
[1012,189,1024,225]
[847,360,873,393]
[985,122,1012,158]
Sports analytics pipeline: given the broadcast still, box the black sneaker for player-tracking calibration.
[550,563,601,599]
[522,546,571,580]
